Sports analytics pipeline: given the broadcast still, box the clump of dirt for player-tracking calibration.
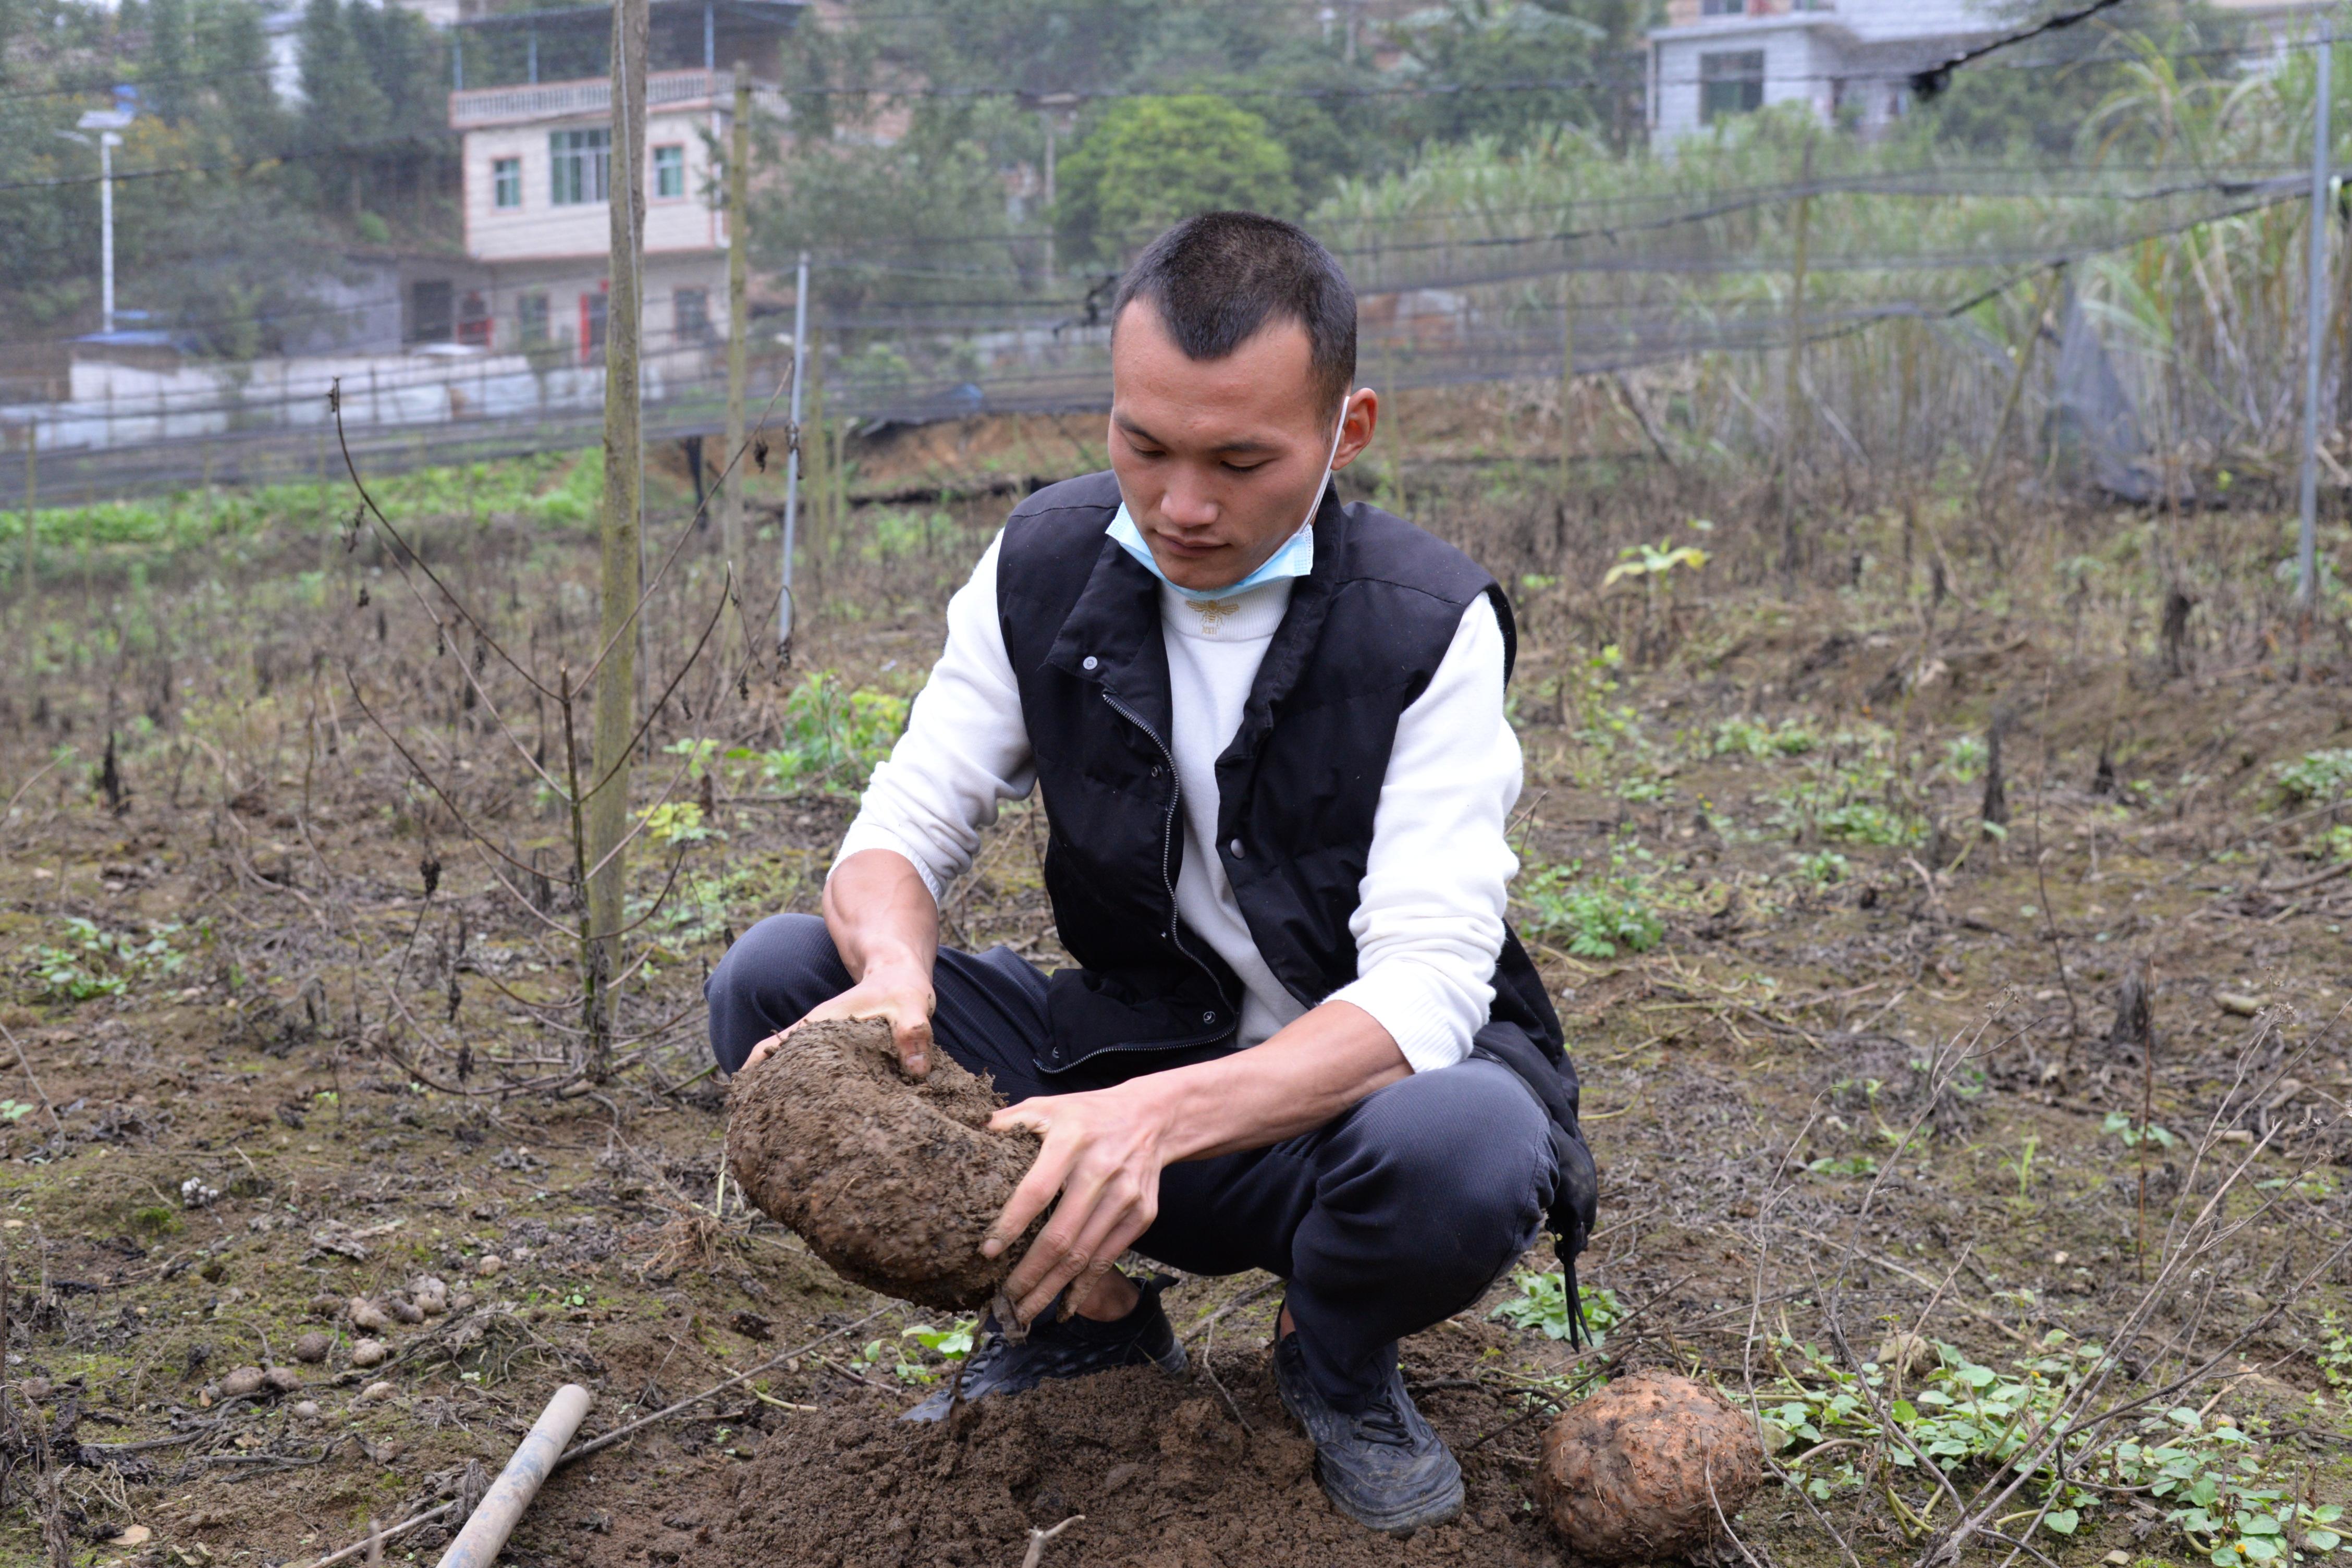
[708,1336,1574,1567]
[725,1018,1043,1309]
[1535,1369,1763,1565]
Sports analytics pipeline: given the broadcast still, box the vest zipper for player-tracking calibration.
[1099,689,1224,1003]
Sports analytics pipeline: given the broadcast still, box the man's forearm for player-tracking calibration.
[823,848,940,985]
[1143,1000,1411,1163]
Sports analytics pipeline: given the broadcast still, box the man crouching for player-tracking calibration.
[708,210,1597,1536]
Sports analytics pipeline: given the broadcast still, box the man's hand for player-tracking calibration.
[977,999,1413,1326]
[983,1079,1173,1326]
[740,958,936,1078]
[738,847,945,1079]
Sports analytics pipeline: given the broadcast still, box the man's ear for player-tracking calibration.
[1329,388,1379,473]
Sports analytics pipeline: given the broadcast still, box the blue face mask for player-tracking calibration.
[1107,402,1349,604]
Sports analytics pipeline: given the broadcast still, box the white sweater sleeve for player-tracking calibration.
[1327,595,1519,1074]
[832,534,1035,904]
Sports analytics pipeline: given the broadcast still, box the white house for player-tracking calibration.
[422,0,800,365]
[1647,0,2343,150]
[1647,1,2002,149]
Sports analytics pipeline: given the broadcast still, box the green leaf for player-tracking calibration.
[1891,1399,1918,1423]
[2041,1509,2078,1537]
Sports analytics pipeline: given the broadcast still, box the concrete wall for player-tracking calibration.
[5,340,705,455]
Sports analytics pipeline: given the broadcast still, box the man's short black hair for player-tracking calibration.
[1111,211,1356,416]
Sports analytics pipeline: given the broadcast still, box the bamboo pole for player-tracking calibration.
[19,432,32,628]
[585,0,649,1081]
[721,61,750,600]
[778,250,808,653]
[2297,22,2332,612]
[1779,133,1815,594]
[434,1384,592,1568]
[1559,275,1574,497]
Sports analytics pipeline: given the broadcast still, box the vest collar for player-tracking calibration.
[1044,487,1354,761]
[1044,532,1174,742]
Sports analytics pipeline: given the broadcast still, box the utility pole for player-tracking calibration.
[585,0,648,1082]
[778,249,808,654]
[62,106,133,335]
[97,130,117,334]
[1021,92,1078,280]
[721,60,750,601]
[2299,22,2332,614]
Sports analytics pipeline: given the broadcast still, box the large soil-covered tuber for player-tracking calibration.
[1534,1369,1763,1564]
[724,1018,1042,1310]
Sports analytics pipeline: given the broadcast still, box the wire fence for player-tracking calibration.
[11,0,2352,519]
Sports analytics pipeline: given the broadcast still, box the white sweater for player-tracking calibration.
[834,532,1522,1074]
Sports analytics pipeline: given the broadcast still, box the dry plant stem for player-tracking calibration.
[1198,1314,1251,1433]
[1020,1515,1084,1568]
[2138,957,2156,1281]
[1811,1014,2018,1524]
[0,1020,62,1131]
[0,757,60,846]
[1918,1024,2352,1565]
[2029,675,2082,1042]
[1705,1460,1767,1568]
[1178,1276,1280,1345]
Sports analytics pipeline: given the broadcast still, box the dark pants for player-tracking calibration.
[706,913,1559,1411]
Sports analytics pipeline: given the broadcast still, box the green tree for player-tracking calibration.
[1919,0,2244,157]
[143,0,194,121]
[1055,94,1297,264]
[1380,0,1610,152]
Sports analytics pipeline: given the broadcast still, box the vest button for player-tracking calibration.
[1202,1011,1216,1024]
[1150,765,1161,777]
[1082,655,1099,671]
[1228,838,1244,859]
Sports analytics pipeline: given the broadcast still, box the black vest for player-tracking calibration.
[996,472,1598,1285]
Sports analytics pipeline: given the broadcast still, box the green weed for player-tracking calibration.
[1794,850,1851,886]
[2101,1110,2177,1152]
[1761,1333,2344,1562]
[734,673,909,795]
[2274,750,2352,806]
[1515,862,1664,959]
[130,1205,184,1237]
[1491,1269,1623,1348]
[23,916,189,1004]
[1714,717,1820,758]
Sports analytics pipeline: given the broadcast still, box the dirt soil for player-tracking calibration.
[702,1316,1573,1568]
[726,1018,1041,1310]
[5,387,2352,1566]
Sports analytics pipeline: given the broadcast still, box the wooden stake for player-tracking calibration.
[585,0,650,1082]
[721,60,751,599]
[1780,133,1814,595]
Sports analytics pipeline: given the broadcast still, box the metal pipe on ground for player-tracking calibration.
[434,1382,592,1568]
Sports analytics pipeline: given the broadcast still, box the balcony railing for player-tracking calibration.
[450,68,782,129]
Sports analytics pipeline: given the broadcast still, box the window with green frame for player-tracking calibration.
[1699,51,1766,124]
[653,144,685,200]
[550,128,609,205]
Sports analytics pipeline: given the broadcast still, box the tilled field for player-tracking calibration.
[3,436,2351,1567]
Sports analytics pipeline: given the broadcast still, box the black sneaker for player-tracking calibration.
[900,1274,1187,1422]
[1273,1330,1463,1535]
